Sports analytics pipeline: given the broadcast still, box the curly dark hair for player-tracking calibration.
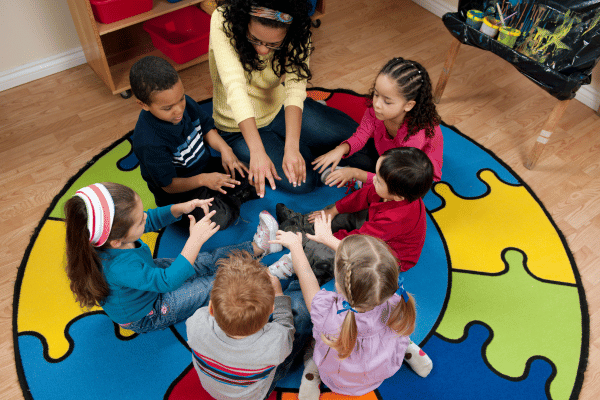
[368,57,441,140]
[129,56,180,105]
[217,0,313,81]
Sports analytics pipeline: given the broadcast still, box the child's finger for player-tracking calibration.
[188,214,196,226]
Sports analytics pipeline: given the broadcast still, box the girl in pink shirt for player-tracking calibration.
[313,57,443,187]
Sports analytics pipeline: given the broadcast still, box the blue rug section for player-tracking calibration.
[378,323,554,400]
[19,314,190,400]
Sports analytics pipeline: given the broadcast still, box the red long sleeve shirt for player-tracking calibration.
[334,183,427,271]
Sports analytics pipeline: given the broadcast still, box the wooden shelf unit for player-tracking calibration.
[67,0,326,96]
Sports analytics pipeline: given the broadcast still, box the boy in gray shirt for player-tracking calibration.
[186,250,295,400]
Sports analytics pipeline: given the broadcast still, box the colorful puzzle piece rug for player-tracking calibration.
[13,88,589,400]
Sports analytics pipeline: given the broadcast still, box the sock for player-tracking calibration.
[298,357,321,400]
[404,341,433,378]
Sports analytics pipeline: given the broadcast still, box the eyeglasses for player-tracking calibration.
[246,33,284,50]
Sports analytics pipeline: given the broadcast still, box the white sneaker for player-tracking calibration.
[253,211,282,255]
[268,253,294,279]
[320,165,345,184]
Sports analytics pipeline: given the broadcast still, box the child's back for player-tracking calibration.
[311,291,410,395]
[186,250,295,400]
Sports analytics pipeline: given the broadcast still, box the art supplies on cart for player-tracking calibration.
[468,0,600,69]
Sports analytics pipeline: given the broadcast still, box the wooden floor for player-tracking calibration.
[1,0,599,398]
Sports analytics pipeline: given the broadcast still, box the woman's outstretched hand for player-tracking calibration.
[248,151,281,198]
[282,148,306,188]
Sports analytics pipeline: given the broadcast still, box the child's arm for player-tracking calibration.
[180,211,220,265]
[270,231,320,312]
[162,172,240,195]
[203,128,249,180]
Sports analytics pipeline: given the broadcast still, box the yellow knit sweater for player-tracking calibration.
[209,7,308,132]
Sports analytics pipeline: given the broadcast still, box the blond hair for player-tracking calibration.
[322,235,416,359]
[211,250,275,337]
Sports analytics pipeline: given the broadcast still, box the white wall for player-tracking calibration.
[0,0,597,110]
[0,0,85,90]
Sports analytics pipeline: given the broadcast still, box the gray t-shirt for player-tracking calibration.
[186,295,295,400]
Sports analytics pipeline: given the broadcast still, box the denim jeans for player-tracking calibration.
[125,241,254,333]
[265,279,313,398]
[219,97,359,194]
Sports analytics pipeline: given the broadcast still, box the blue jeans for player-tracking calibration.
[125,241,254,333]
[219,97,359,194]
[265,279,313,398]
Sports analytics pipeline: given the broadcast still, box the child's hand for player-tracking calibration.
[324,167,356,188]
[180,198,213,216]
[306,211,335,244]
[188,210,220,245]
[312,145,348,173]
[221,149,249,180]
[204,172,240,194]
[267,271,284,296]
[308,206,338,223]
[269,230,303,251]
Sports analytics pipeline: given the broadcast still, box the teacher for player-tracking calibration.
[209,0,358,197]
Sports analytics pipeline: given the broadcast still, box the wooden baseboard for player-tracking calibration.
[0,47,86,92]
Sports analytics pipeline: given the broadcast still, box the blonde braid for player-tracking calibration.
[344,262,354,306]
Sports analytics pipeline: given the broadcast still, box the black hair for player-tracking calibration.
[129,56,180,105]
[369,57,441,140]
[218,0,313,81]
[378,147,433,202]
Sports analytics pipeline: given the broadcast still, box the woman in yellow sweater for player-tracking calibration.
[209,0,358,198]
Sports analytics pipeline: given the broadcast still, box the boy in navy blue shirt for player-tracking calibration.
[130,56,257,229]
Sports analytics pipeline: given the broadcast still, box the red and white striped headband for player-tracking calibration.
[74,183,115,247]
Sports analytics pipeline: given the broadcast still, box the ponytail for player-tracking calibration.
[387,292,416,336]
[64,197,109,308]
[64,182,138,308]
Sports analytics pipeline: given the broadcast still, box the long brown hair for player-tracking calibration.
[322,235,416,359]
[64,182,138,308]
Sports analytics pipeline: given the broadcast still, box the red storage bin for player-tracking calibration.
[90,0,152,24]
[143,7,211,64]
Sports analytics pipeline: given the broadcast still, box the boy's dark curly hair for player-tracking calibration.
[368,57,441,140]
[129,56,180,105]
[217,0,313,81]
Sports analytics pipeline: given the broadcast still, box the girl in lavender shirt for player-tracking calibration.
[270,213,431,398]
[313,57,443,188]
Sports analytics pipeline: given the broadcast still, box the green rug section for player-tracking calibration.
[48,140,155,219]
[436,249,582,400]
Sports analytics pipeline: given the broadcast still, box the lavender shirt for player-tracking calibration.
[310,290,410,396]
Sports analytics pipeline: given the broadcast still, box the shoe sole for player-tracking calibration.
[260,212,283,254]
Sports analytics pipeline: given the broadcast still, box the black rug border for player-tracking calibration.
[12,88,589,400]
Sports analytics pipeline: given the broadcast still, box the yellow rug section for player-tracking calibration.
[432,170,575,284]
[17,219,158,359]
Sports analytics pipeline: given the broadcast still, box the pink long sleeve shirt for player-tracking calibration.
[341,108,443,183]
